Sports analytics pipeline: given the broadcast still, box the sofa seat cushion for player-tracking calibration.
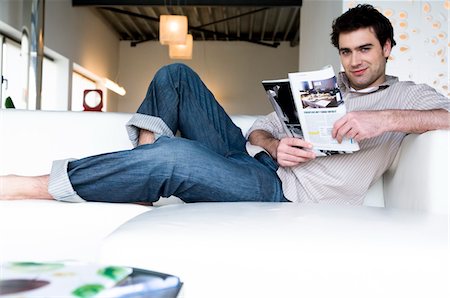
[0,200,150,262]
[99,202,448,298]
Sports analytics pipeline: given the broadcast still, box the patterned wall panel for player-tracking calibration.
[344,0,449,96]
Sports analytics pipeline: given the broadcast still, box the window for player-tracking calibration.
[1,36,26,109]
[41,55,62,110]
[1,30,68,111]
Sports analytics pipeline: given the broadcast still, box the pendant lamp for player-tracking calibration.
[169,34,193,60]
[159,15,188,45]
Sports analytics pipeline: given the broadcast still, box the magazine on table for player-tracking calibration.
[262,65,359,157]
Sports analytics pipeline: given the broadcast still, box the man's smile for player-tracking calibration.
[351,68,367,76]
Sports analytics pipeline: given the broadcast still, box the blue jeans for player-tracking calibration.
[67,63,285,203]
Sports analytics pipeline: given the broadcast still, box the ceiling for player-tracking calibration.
[72,0,303,48]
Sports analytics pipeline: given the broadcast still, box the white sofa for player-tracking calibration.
[0,109,449,297]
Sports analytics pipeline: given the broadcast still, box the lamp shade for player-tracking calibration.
[169,34,193,60]
[159,15,188,45]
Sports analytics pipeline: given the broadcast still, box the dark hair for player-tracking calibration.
[330,4,396,49]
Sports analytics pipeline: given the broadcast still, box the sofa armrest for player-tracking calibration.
[383,130,449,214]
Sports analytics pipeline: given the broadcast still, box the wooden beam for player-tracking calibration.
[73,0,302,7]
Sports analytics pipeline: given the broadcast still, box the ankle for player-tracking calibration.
[138,129,155,146]
[33,175,52,199]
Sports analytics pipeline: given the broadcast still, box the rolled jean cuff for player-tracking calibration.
[48,158,86,203]
[126,113,174,147]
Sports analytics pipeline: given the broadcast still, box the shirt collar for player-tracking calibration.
[338,72,399,94]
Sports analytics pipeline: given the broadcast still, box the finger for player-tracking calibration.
[332,115,347,138]
[279,143,316,159]
[278,148,316,163]
[278,155,314,167]
[290,147,316,159]
[335,123,353,143]
[281,137,313,149]
[345,127,358,141]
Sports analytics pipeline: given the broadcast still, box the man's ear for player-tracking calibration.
[382,40,392,58]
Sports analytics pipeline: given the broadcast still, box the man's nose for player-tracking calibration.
[350,52,362,67]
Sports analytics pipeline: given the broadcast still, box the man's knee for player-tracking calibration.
[153,63,195,88]
[159,63,192,77]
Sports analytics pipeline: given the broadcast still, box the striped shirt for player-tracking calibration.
[247,73,450,205]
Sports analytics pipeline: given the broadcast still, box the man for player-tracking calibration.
[1,4,449,204]
[248,4,449,204]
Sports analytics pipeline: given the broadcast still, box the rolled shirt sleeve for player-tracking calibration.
[244,112,288,157]
[245,112,288,140]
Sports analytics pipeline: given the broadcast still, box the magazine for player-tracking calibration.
[262,65,359,157]
[0,261,182,298]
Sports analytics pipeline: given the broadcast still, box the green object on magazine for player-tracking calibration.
[98,266,131,282]
[72,284,105,298]
[6,262,64,273]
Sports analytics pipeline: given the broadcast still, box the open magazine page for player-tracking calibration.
[261,79,304,138]
[288,66,359,156]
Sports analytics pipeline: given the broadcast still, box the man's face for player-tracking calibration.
[338,27,392,90]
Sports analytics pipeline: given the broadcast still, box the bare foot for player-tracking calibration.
[138,129,155,146]
[0,175,53,200]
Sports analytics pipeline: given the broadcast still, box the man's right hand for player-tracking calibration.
[248,130,316,167]
[276,137,316,167]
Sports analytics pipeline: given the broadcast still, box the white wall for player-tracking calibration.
[0,1,26,32]
[45,0,121,110]
[44,1,119,83]
[117,41,299,115]
[299,0,343,73]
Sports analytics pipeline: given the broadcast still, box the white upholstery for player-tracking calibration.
[0,108,448,267]
[383,130,450,214]
[0,200,150,262]
[0,110,146,263]
[0,110,133,176]
[100,203,449,298]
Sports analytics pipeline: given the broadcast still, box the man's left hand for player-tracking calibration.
[332,111,387,143]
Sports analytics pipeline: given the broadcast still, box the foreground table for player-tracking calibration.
[99,202,449,298]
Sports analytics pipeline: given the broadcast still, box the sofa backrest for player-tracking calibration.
[1,109,447,213]
[0,110,133,176]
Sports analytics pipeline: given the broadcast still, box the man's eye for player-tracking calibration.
[361,48,370,52]
[340,50,350,55]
